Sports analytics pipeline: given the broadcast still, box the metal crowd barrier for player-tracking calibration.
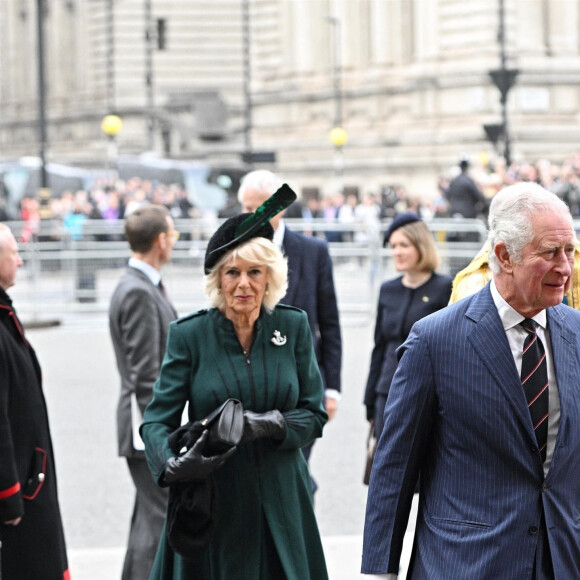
[4,217,488,324]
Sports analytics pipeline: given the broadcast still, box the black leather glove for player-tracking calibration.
[241,410,286,444]
[163,430,236,484]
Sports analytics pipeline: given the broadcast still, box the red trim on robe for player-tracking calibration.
[0,481,21,500]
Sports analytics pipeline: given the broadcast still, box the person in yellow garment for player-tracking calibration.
[450,186,580,309]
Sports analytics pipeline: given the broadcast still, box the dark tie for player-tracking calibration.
[520,318,549,462]
[158,280,169,301]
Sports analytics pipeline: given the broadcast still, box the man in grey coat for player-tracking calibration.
[109,204,178,580]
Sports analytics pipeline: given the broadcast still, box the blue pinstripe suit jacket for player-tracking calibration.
[362,284,580,578]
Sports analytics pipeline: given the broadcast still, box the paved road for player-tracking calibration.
[26,305,415,579]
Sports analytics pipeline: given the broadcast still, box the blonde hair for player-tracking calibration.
[204,237,288,312]
[394,220,441,272]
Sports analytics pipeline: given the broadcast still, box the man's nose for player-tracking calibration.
[556,250,573,274]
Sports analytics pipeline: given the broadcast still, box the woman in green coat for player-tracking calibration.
[141,197,329,579]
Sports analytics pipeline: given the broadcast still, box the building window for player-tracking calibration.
[157,18,166,50]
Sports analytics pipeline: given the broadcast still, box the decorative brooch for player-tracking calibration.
[271,330,287,346]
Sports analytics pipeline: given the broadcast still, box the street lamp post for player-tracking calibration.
[144,0,155,150]
[101,114,123,169]
[488,0,518,167]
[107,0,116,111]
[36,0,48,190]
[326,15,347,191]
[242,0,253,165]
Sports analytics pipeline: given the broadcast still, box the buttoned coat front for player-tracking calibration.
[362,284,580,578]
[141,305,328,579]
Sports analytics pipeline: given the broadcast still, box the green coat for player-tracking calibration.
[141,305,329,580]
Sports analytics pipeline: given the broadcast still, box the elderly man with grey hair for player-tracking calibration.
[363,182,580,579]
[238,170,342,494]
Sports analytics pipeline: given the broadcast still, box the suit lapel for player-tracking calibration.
[546,307,576,460]
[466,286,535,440]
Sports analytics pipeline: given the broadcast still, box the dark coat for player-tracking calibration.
[141,305,329,579]
[282,227,342,392]
[0,289,69,580]
[364,273,452,411]
[445,171,487,218]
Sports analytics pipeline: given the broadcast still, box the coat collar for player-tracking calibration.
[0,286,12,308]
[0,287,28,346]
[126,265,177,318]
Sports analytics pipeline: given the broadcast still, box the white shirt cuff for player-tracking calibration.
[325,389,341,401]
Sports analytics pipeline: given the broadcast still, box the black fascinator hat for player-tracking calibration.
[204,183,297,274]
[383,212,421,246]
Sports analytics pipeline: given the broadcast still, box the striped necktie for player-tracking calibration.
[520,318,549,462]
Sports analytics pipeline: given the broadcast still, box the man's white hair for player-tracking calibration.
[237,170,283,203]
[487,182,574,274]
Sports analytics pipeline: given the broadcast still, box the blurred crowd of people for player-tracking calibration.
[2,154,580,242]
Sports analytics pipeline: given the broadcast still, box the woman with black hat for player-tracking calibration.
[140,186,329,579]
[364,212,453,442]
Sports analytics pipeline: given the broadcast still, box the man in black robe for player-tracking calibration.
[0,223,69,580]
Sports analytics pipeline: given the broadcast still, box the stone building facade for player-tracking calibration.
[1,0,580,198]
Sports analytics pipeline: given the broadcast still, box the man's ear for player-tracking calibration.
[494,242,513,273]
[155,232,168,252]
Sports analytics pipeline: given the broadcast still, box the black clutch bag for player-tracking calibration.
[167,398,244,457]
[203,398,244,455]
[165,399,244,560]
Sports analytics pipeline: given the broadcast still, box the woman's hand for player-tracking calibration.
[4,517,22,526]
[163,431,236,484]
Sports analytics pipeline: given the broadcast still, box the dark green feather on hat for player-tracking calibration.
[204,183,296,274]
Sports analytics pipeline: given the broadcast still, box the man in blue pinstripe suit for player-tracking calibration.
[362,182,580,579]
